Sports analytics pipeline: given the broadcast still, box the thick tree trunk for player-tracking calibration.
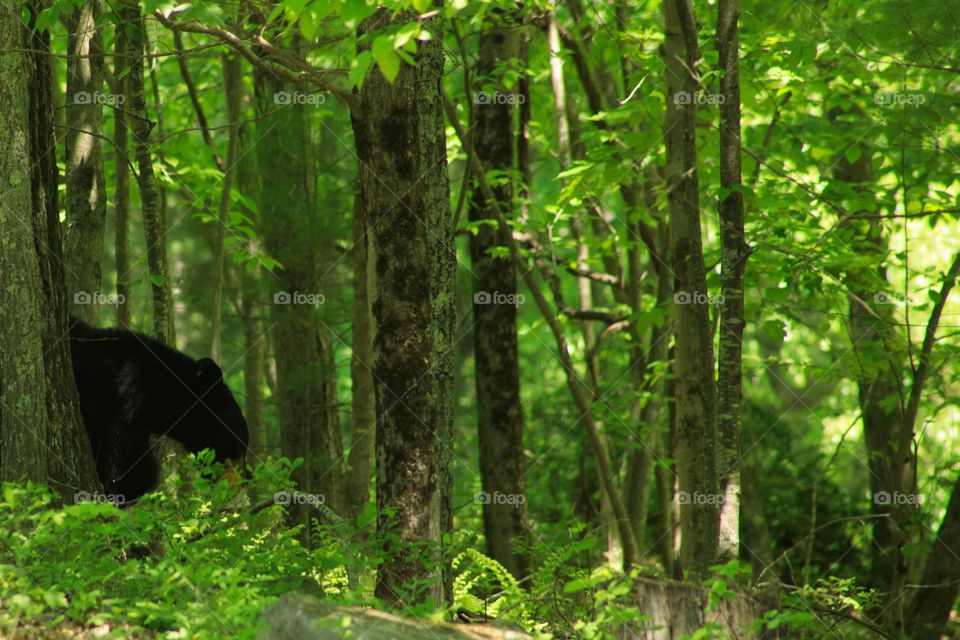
[64,1,106,326]
[469,21,531,583]
[716,0,748,561]
[352,8,455,607]
[662,0,719,577]
[120,0,168,342]
[0,3,100,495]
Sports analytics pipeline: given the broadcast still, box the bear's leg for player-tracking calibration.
[111,438,160,503]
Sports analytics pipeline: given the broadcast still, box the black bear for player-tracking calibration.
[68,317,249,501]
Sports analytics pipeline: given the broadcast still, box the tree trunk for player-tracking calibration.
[902,253,960,638]
[254,68,342,523]
[829,105,909,626]
[468,21,531,583]
[120,0,168,342]
[352,8,455,607]
[908,472,960,639]
[145,28,176,343]
[209,50,241,361]
[624,211,672,569]
[716,0,748,561]
[113,19,131,329]
[443,94,638,571]
[235,117,268,462]
[64,1,106,326]
[241,277,268,460]
[662,0,719,577]
[345,182,375,521]
[0,3,100,495]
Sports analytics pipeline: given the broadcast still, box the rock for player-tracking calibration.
[258,592,530,640]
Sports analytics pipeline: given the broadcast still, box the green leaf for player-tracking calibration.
[375,50,401,83]
[341,0,378,28]
[299,10,317,41]
[372,35,394,60]
[349,51,373,89]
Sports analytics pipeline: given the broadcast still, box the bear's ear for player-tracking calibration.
[195,358,224,384]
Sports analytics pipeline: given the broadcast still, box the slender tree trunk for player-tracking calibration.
[716,0,748,561]
[113,20,131,329]
[64,1,106,325]
[828,105,909,627]
[352,8,455,607]
[253,69,342,522]
[902,253,960,638]
[146,29,175,343]
[235,116,267,462]
[0,3,100,495]
[663,0,719,577]
[120,0,168,342]
[241,278,268,459]
[345,182,375,521]
[469,20,530,582]
[909,470,960,639]
[444,94,638,572]
[624,210,671,566]
[209,51,241,361]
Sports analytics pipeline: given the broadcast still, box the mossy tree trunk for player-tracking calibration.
[351,7,456,607]
[0,2,100,496]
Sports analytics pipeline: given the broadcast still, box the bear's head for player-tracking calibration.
[170,357,249,469]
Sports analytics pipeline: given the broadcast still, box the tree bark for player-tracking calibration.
[254,68,342,524]
[443,93,638,571]
[828,105,909,626]
[113,19,132,329]
[0,2,100,495]
[344,182,375,521]
[900,252,960,639]
[469,19,531,582]
[908,468,960,639]
[209,50,241,362]
[120,0,168,342]
[716,0,748,561]
[64,1,106,326]
[235,112,268,462]
[663,0,719,577]
[352,8,456,607]
[145,27,176,343]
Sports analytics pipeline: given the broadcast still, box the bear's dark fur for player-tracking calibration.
[68,317,248,500]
